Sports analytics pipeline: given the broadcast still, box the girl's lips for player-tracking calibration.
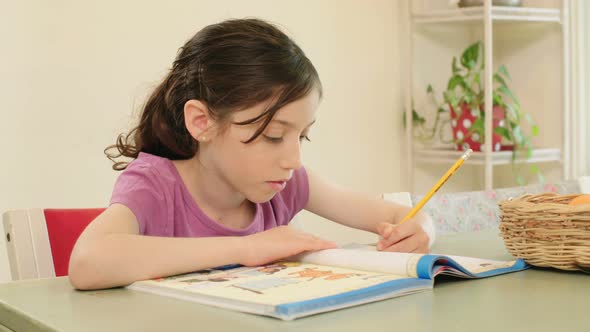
[267,181,286,191]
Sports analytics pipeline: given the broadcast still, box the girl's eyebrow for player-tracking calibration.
[272,119,316,129]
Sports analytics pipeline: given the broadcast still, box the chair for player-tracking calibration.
[2,208,104,280]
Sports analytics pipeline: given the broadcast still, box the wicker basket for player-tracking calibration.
[499,193,590,271]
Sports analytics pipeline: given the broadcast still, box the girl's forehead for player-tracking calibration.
[231,91,319,129]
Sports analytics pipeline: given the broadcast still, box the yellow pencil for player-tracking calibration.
[399,148,473,225]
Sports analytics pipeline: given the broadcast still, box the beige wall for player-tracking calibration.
[0,1,405,282]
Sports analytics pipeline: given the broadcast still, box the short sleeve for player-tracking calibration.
[110,164,165,234]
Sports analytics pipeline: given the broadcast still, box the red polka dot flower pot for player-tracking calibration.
[449,102,506,152]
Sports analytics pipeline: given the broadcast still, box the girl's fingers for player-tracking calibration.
[315,238,338,249]
[379,221,421,249]
[381,229,429,253]
[377,222,394,238]
[377,222,397,250]
[382,235,419,253]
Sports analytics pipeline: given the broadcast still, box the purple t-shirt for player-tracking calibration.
[110,152,309,237]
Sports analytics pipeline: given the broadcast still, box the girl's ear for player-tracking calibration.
[184,100,216,142]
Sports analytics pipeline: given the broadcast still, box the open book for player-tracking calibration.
[127,246,528,320]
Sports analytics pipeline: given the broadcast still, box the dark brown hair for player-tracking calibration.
[106,18,322,170]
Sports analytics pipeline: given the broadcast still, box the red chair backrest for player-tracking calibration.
[44,208,105,276]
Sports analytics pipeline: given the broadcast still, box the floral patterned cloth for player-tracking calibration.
[412,180,581,234]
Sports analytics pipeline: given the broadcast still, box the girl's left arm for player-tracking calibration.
[304,168,435,253]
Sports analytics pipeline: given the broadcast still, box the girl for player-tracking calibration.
[69,18,434,290]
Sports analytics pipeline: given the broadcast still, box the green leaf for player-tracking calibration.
[427,84,433,93]
[509,120,519,131]
[461,41,480,70]
[437,107,447,114]
[493,73,508,89]
[471,117,485,137]
[402,110,425,128]
[524,113,539,136]
[512,126,524,145]
[473,72,481,88]
[443,91,451,103]
[412,110,426,124]
[493,92,503,106]
[504,103,519,122]
[498,85,520,107]
[444,91,458,107]
[498,64,512,81]
[494,126,511,141]
[452,57,460,74]
[472,116,484,128]
[464,94,473,104]
[447,75,464,91]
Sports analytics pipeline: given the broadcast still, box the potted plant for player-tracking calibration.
[408,41,541,184]
[402,102,453,146]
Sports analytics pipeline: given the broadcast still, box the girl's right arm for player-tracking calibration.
[68,204,335,290]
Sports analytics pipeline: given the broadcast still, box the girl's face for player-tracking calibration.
[205,89,320,203]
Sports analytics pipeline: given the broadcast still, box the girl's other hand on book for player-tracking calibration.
[376,216,429,253]
[239,226,337,267]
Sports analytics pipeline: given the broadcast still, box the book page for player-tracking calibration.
[133,262,416,306]
[439,255,518,276]
[295,248,425,278]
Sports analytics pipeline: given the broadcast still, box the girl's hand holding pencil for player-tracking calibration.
[376,215,431,253]
[376,149,472,253]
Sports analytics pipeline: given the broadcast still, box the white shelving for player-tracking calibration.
[405,0,570,191]
[413,6,562,24]
[414,147,561,165]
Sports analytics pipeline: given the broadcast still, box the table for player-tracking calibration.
[0,232,588,332]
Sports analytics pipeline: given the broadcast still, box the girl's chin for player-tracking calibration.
[246,192,277,204]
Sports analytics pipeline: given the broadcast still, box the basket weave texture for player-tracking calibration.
[499,193,590,271]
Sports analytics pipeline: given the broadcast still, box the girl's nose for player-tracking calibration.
[279,139,302,170]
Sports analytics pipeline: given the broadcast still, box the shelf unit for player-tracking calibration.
[404,0,570,191]
[414,148,561,165]
[412,6,562,24]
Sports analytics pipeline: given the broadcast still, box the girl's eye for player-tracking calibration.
[263,134,311,143]
[263,135,283,143]
[299,135,311,142]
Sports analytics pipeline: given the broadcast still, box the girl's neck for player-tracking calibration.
[172,155,254,228]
